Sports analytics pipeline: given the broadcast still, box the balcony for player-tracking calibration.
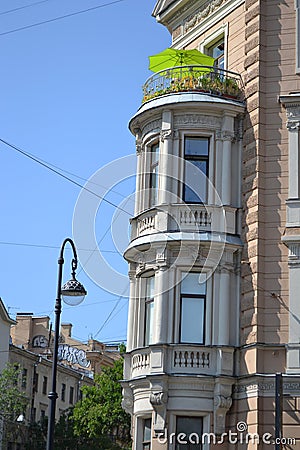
[125,345,235,379]
[130,204,237,241]
[142,65,244,103]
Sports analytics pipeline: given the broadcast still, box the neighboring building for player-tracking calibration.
[11,313,119,376]
[9,344,93,424]
[122,1,300,449]
[0,299,15,374]
[9,313,119,422]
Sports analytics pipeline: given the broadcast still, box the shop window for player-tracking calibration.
[184,137,209,203]
[180,272,206,344]
[175,416,203,449]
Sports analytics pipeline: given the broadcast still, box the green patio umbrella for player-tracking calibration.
[149,47,214,72]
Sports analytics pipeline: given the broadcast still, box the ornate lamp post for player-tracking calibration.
[46,238,87,450]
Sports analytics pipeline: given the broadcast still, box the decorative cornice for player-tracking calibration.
[142,119,161,136]
[234,380,300,397]
[183,0,228,34]
[174,113,221,128]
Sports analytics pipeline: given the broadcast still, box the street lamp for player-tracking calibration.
[46,238,87,450]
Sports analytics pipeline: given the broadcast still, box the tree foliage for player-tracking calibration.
[0,363,28,421]
[71,355,131,449]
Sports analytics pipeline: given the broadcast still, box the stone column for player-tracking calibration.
[221,114,235,206]
[214,130,223,205]
[126,270,137,352]
[218,269,231,346]
[159,110,173,205]
[154,250,169,344]
[135,130,143,215]
[221,137,232,205]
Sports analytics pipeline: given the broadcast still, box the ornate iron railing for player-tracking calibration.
[142,65,244,103]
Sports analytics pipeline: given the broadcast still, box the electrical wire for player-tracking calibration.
[0,0,53,16]
[0,0,128,37]
[0,137,133,217]
[0,240,121,254]
[1,137,290,333]
[93,286,128,339]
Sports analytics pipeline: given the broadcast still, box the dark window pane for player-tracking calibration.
[176,416,203,449]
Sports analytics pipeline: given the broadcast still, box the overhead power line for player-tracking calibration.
[0,0,127,37]
[0,0,53,17]
[0,137,132,217]
[0,240,120,254]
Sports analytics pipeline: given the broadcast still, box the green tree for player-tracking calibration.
[71,355,131,449]
[0,363,29,446]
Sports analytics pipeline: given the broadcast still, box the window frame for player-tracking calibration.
[143,274,155,346]
[199,24,228,70]
[61,383,66,402]
[177,271,207,345]
[69,386,74,404]
[42,376,48,395]
[183,136,210,204]
[142,417,152,450]
[148,142,160,207]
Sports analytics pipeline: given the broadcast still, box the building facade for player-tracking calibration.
[0,299,15,374]
[9,314,119,424]
[122,0,300,448]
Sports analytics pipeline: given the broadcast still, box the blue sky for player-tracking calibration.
[0,0,170,344]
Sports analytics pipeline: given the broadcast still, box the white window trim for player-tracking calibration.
[199,23,228,70]
[180,131,214,205]
[144,139,160,209]
[174,269,212,345]
[135,415,152,450]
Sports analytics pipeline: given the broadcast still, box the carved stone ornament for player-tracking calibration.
[160,129,172,142]
[286,120,300,131]
[150,391,167,406]
[213,395,232,435]
[121,387,133,415]
[183,0,229,34]
[288,243,300,265]
[136,138,143,154]
[174,114,221,129]
[149,390,168,434]
[142,119,161,136]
